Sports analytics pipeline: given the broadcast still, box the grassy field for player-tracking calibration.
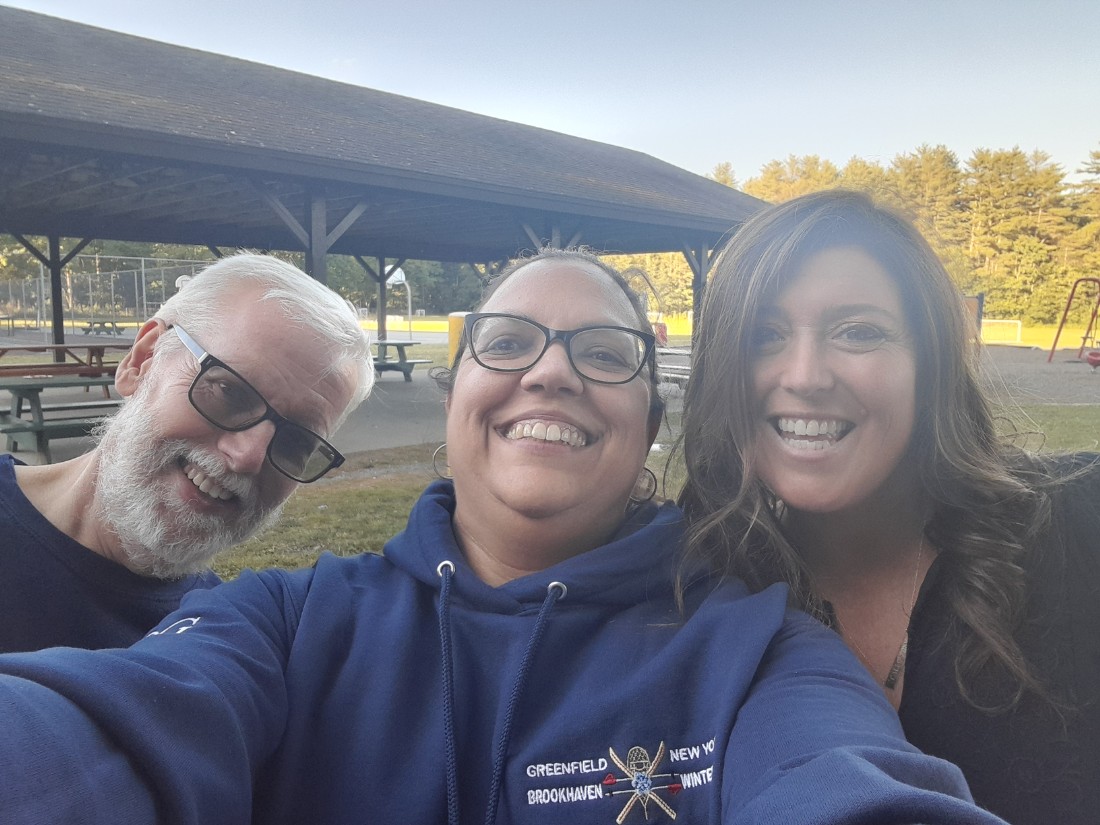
[998,404,1100,452]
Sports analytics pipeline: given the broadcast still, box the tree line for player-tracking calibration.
[615,144,1100,324]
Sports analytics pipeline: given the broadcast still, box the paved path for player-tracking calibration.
[332,372,446,453]
[981,345,1100,406]
[0,327,447,463]
[13,369,448,465]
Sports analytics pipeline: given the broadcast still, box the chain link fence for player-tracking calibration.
[1,255,211,334]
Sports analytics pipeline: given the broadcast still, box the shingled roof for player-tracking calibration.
[0,6,761,265]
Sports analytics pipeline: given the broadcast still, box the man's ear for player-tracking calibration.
[115,320,168,398]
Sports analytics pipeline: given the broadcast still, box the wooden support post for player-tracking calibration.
[353,255,405,342]
[253,183,368,286]
[308,193,328,285]
[521,221,569,250]
[681,240,714,341]
[48,236,65,348]
[12,232,91,352]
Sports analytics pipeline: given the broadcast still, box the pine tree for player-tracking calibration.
[743,155,840,203]
[707,162,738,189]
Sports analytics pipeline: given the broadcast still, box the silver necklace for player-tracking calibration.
[845,535,925,691]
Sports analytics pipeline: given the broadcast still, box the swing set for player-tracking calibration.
[1047,277,1100,366]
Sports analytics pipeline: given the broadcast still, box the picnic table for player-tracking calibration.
[656,345,692,386]
[0,343,130,397]
[373,340,431,382]
[81,320,125,336]
[0,375,120,463]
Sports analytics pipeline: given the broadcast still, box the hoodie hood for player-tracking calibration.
[382,479,687,612]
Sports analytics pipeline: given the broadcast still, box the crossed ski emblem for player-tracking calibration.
[602,742,681,823]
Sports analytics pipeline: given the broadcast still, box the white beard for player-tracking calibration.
[92,387,285,579]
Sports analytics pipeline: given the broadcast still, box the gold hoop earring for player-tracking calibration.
[629,467,657,504]
[432,443,452,480]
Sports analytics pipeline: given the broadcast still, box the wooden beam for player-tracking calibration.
[521,222,542,249]
[11,233,50,268]
[251,180,309,248]
[353,255,379,281]
[326,199,368,247]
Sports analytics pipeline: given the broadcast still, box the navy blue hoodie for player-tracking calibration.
[0,481,1003,824]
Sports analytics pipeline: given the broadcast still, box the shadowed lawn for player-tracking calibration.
[213,445,436,579]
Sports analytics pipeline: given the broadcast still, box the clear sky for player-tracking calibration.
[5,0,1098,182]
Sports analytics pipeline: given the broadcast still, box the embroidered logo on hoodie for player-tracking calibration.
[524,737,718,821]
[603,742,680,822]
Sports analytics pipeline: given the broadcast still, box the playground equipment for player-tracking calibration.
[1047,277,1100,363]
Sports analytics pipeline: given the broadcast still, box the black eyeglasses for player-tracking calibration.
[463,313,656,385]
[170,325,344,483]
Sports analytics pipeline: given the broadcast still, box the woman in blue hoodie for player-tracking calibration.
[0,248,1003,824]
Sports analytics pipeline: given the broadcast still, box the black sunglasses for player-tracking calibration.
[171,325,344,483]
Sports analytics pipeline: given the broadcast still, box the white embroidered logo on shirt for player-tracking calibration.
[147,617,201,636]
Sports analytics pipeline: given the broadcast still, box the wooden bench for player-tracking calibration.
[0,416,102,463]
[39,399,123,414]
[0,364,118,399]
[373,358,432,382]
[657,364,691,386]
[0,363,118,379]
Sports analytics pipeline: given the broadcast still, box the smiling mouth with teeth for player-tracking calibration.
[504,419,588,447]
[771,417,853,451]
[182,460,237,501]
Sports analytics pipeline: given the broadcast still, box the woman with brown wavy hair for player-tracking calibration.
[678,189,1100,825]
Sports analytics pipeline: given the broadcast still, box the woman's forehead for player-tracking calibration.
[482,260,638,325]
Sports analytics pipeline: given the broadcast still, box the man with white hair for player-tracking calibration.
[0,253,373,653]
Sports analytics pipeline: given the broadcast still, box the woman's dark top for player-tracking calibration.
[901,455,1100,824]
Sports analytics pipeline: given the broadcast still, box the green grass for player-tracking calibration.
[998,404,1100,452]
[212,445,436,578]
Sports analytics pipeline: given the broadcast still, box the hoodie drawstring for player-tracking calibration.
[437,560,460,825]
[436,560,566,825]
